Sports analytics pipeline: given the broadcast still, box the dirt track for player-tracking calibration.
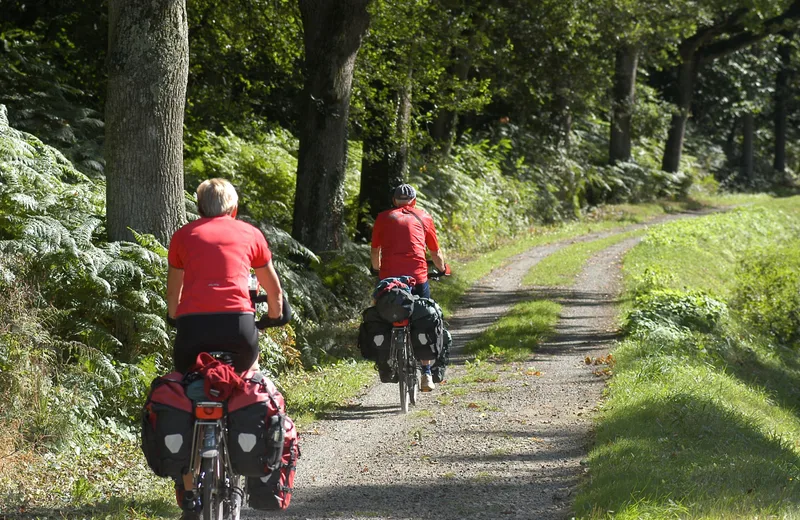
[245,214,699,520]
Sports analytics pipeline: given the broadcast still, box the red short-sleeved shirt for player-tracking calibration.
[372,205,439,284]
[168,215,272,317]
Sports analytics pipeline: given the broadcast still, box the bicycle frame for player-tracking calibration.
[190,401,243,520]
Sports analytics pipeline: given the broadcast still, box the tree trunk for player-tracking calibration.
[105,0,188,245]
[774,39,791,173]
[609,45,639,164]
[661,57,697,173]
[356,84,412,242]
[293,0,370,253]
[741,111,755,183]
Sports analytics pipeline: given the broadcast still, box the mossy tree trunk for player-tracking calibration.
[292,0,371,253]
[105,0,188,245]
[741,111,755,183]
[609,44,639,164]
[774,37,792,174]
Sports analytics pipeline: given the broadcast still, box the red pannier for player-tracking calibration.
[227,371,300,511]
[140,372,194,478]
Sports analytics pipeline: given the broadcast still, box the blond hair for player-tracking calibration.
[196,178,238,217]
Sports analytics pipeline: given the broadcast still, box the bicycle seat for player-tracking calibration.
[205,351,236,365]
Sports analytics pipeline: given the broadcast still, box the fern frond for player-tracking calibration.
[129,229,168,257]
[72,217,102,247]
[58,339,122,386]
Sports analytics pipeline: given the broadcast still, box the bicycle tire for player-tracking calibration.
[202,456,224,520]
[395,329,410,413]
[408,367,419,406]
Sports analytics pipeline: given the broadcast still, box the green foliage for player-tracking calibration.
[732,242,800,347]
[184,128,298,230]
[412,139,538,252]
[577,195,800,520]
[0,28,105,177]
[625,289,729,334]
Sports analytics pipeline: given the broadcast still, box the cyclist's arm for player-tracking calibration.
[254,261,283,319]
[430,248,446,272]
[166,266,183,319]
[371,247,381,271]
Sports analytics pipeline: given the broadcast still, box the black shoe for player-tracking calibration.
[377,363,398,383]
[180,489,200,519]
[246,476,280,511]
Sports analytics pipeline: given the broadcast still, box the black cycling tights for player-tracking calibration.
[173,313,258,373]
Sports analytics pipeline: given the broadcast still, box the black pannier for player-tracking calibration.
[358,306,392,362]
[141,372,194,478]
[431,328,452,383]
[410,298,444,361]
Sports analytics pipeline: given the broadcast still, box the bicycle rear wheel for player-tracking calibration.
[201,456,224,520]
[395,329,410,413]
[408,367,419,406]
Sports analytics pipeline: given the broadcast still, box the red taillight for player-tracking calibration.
[195,403,223,419]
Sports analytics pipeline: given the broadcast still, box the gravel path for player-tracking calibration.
[245,214,700,520]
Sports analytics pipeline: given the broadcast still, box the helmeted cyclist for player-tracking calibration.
[166,178,289,518]
[371,183,449,392]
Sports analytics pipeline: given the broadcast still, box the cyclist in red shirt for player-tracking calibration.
[167,178,289,518]
[167,178,286,374]
[371,184,448,391]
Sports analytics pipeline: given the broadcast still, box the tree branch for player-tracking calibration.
[698,0,800,61]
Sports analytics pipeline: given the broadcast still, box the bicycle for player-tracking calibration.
[389,317,418,414]
[176,282,289,520]
[384,264,449,414]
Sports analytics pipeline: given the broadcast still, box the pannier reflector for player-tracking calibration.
[196,406,224,419]
[417,334,428,345]
[164,434,184,454]
[374,336,384,347]
[238,433,257,452]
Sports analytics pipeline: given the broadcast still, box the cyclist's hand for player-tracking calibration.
[369,266,379,277]
[443,264,452,276]
[165,312,177,328]
[256,294,292,329]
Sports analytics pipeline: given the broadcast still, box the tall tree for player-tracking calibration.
[660,0,800,173]
[293,0,371,253]
[609,45,639,164]
[106,0,188,244]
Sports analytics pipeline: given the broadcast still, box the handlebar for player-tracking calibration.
[426,259,451,281]
[254,292,292,330]
[166,292,292,330]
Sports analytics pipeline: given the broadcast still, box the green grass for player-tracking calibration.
[575,196,800,519]
[463,300,561,362]
[523,230,644,286]
[0,436,177,519]
[281,358,375,428]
